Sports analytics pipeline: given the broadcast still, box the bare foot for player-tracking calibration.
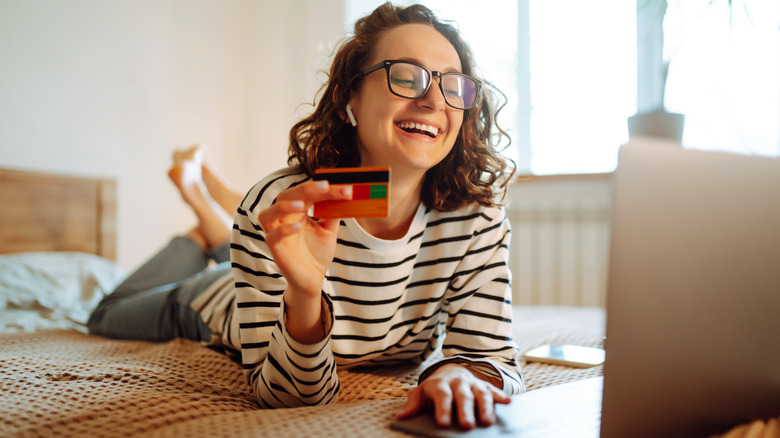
[172,144,204,168]
[168,145,233,249]
[202,163,244,216]
[168,145,205,206]
[168,145,203,191]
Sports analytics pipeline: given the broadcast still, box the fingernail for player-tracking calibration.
[290,201,304,210]
[315,180,328,190]
[340,185,352,198]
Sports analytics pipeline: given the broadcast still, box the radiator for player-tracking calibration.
[506,178,612,307]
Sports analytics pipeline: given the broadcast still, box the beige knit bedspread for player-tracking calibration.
[1,306,769,437]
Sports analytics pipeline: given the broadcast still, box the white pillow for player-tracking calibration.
[0,252,127,326]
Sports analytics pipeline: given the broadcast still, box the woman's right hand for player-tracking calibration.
[257,180,352,297]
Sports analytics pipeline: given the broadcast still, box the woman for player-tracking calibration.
[231,2,522,429]
[89,2,522,431]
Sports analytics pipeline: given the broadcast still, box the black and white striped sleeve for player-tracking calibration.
[429,206,525,395]
[230,170,340,408]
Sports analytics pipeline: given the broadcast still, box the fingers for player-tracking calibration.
[436,382,496,429]
[450,382,510,429]
[471,385,501,427]
[451,379,480,430]
[395,386,427,420]
[399,381,454,427]
[275,180,352,204]
[458,383,510,428]
[433,385,455,428]
[399,370,510,431]
[258,199,307,238]
[258,180,351,232]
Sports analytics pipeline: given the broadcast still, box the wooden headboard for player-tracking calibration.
[0,168,117,260]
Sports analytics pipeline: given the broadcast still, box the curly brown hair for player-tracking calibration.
[288,2,515,211]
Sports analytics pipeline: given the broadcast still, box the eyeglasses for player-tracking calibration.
[360,60,481,110]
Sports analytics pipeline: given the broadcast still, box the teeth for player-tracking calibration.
[398,121,439,137]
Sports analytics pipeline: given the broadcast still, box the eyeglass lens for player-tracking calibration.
[388,62,477,109]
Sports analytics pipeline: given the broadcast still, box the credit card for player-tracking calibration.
[313,166,389,218]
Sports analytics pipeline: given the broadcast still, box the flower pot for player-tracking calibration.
[627,110,685,143]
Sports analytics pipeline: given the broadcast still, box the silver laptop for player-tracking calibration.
[601,140,780,437]
[391,141,780,437]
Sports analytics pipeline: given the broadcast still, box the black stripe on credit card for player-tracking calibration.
[313,169,389,185]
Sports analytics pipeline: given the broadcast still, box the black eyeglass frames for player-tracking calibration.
[360,60,481,110]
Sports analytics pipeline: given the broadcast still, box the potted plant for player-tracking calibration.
[627,65,686,143]
[628,0,685,143]
[628,0,754,144]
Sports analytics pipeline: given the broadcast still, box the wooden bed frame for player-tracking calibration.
[0,167,116,260]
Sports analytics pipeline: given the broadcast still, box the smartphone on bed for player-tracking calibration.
[523,344,605,368]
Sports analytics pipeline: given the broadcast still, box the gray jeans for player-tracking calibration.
[87,236,231,343]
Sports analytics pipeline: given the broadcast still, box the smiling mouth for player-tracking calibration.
[396,121,439,138]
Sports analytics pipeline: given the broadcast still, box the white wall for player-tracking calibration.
[0,0,346,270]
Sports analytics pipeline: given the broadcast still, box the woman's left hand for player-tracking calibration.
[396,363,511,430]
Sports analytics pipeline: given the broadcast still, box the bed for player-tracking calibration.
[0,167,772,437]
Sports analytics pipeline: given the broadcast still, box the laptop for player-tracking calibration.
[391,140,780,437]
[601,140,780,437]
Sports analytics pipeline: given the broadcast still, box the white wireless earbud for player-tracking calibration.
[345,103,358,127]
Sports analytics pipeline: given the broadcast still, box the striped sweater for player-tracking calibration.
[230,168,524,408]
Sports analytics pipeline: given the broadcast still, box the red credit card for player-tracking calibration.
[313,167,390,218]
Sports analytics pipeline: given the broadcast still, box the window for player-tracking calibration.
[345,0,780,175]
[663,0,780,157]
[525,1,636,174]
